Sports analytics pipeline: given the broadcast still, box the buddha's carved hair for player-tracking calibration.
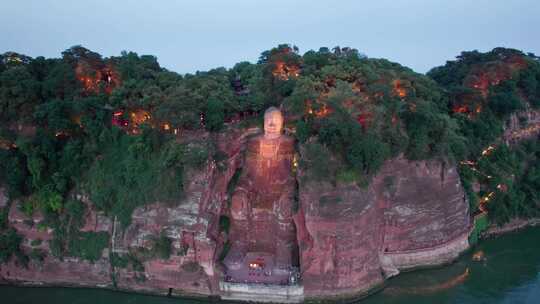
[264,106,282,119]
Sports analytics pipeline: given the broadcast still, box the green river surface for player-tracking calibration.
[2,226,540,304]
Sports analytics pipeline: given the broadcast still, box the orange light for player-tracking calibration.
[475,105,482,114]
[272,60,300,80]
[393,80,407,98]
[453,105,469,114]
[472,251,485,261]
[481,146,495,156]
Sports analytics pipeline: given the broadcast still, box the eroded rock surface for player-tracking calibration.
[1,126,473,302]
[296,179,384,298]
[113,128,255,295]
[375,157,470,253]
[296,154,470,299]
[0,202,111,286]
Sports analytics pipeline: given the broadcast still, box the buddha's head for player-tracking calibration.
[263,107,284,139]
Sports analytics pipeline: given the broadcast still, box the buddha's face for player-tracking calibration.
[264,110,283,139]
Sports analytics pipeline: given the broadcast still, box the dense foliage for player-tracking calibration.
[429,48,540,225]
[0,44,538,260]
[283,46,467,183]
[428,48,540,156]
[459,139,540,224]
[46,199,109,262]
[0,228,23,264]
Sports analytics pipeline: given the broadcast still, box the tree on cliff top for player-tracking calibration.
[1,44,539,243]
[428,47,540,158]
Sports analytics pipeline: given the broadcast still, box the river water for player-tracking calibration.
[2,227,540,304]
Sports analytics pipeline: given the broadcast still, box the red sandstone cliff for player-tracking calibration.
[0,127,474,302]
[0,128,255,296]
[0,195,112,287]
[295,153,470,299]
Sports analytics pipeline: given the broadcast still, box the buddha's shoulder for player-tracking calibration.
[279,135,295,144]
[247,135,263,149]
[248,134,294,144]
[246,135,295,151]
[277,136,295,154]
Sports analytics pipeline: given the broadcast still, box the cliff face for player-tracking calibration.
[0,128,472,302]
[296,155,470,299]
[112,129,256,295]
[296,178,384,298]
[0,196,112,287]
[0,129,254,295]
[375,157,471,273]
[376,157,470,253]
[503,108,540,145]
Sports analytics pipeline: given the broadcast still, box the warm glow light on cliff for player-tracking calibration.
[111,109,153,134]
[0,139,16,150]
[453,105,469,114]
[248,262,263,269]
[472,251,485,261]
[452,103,481,117]
[316,104,330,117]
[272,61,300,80]
[482,146,495,156]
[482,192,495,203]
[75,62,120,94]
[392,80,407,98]
[306,101,331,118]
[475,105,482,114]
[126,110,151,128]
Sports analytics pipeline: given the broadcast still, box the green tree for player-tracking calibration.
[152,231,172,260]
[0,228,22,264]
[205,98,224,131]
[347,133,390,175]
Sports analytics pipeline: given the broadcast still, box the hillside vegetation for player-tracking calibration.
[0,46,539,262]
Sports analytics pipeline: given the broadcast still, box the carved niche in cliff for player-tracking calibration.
[224,107,299,285]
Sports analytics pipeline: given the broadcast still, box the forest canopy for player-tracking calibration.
[0,45,539,234]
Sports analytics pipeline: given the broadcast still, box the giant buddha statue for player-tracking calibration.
[224,107,298,284]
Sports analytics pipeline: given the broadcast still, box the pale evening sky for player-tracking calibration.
[1,0,539,74]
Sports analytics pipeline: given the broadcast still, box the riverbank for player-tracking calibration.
[481,217,540,238]
[0,279,218,303]
[2,226,540,304]
[2,216,538,304]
